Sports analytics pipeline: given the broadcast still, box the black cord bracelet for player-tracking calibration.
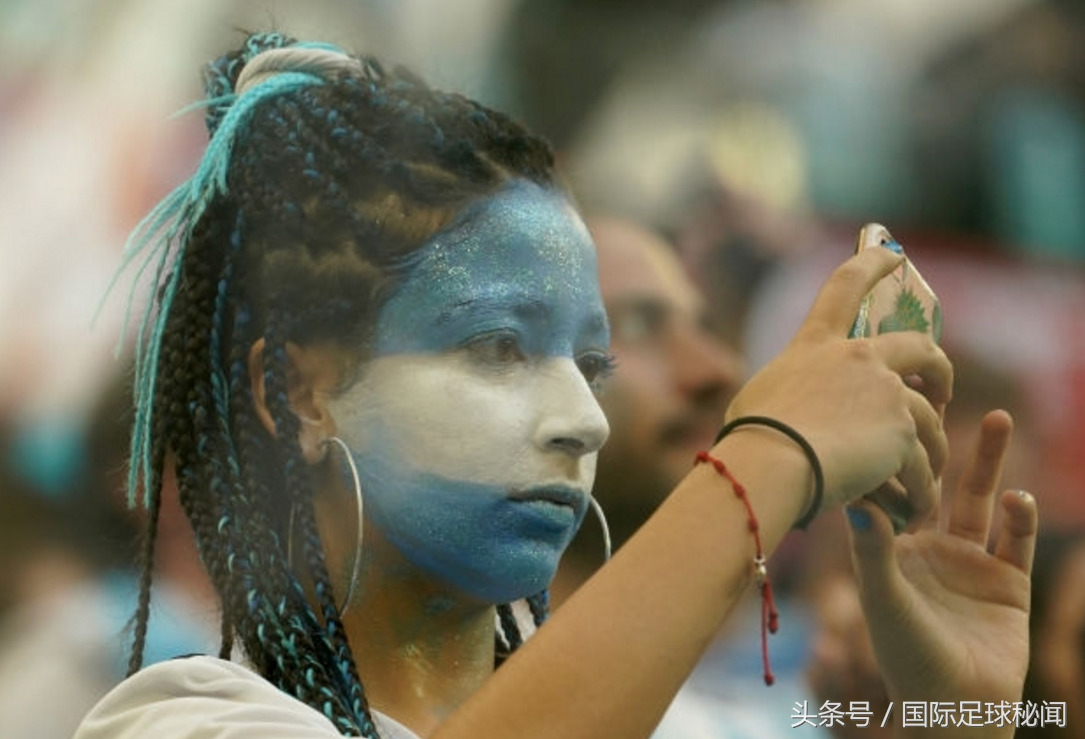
[715,416,825,530]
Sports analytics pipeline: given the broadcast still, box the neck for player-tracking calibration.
[343,540,498,738]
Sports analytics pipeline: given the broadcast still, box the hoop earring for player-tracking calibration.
[588,495,612,562]
[287,436,365,617]
[324,436,365,617]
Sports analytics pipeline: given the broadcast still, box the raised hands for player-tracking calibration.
[727,244,1036,736]
[848,409,1038,738]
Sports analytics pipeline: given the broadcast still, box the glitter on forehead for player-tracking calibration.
[427,182,590,292]
[372,180,604,356]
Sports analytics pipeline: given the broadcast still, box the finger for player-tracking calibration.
[909,388,948,480]
[798,246,905,339]
[863,479,914,536]
[871,332,954,407]
[856,387,944,536]
[845,499,902,607]
[947,410,1014,545]
[893,437,939,532]
[993,489,1039,575]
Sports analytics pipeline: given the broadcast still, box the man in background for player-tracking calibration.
[551,215,743,602]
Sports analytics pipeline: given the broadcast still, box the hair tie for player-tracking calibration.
[235,46,363,95]
[715,416,824,530]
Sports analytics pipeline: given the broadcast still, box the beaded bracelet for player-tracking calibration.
[715,415,825,530]
[694,451,779,686]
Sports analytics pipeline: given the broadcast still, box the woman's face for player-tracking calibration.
[328,181,611,603]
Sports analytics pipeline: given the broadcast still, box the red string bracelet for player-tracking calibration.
[694,451,779,686]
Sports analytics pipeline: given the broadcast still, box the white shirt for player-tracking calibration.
[73,655,420,739]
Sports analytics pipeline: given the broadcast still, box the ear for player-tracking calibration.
[249,338,342,465]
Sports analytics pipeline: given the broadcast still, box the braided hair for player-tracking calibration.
[121,31,559,737]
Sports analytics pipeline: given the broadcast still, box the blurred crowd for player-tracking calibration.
[1,0,1083,737]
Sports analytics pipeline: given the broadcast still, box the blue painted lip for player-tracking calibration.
[510,485,588,521]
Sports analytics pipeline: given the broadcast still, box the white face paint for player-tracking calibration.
[327,181,612,603]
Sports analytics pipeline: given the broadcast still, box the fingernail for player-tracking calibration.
[1014,489,1032,502]
[846,507,872,532]
[882,240,904,255]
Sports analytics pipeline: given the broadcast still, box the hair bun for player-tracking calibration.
[202,31,298,135]
[234,46,363,96]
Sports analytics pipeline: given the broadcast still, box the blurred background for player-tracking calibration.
[1,0,1082,736]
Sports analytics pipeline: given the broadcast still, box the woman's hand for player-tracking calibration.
[725,245,952,515]
[847,409,1037,737]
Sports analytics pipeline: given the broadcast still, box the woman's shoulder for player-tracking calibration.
[74,655,422,739]
[73,655,341,738]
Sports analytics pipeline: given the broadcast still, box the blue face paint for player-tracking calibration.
[328,181,611,604]
[373,182,608,358]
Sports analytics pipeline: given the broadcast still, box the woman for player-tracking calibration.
[76,32,1036,738]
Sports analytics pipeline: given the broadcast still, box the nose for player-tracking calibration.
[534,358,611,456]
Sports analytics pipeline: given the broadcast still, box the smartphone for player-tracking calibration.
[849,224,942,343]
[849,223,942,533]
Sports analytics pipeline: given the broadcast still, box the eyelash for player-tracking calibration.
[578,351,618,389]
[464,331,525,366]
[463,333,616,389]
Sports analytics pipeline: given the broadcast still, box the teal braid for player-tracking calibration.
[114,65,340,510]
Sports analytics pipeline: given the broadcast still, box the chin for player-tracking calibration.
[662,449,700,487]
[436,552,559,606]
[471,573,554,605]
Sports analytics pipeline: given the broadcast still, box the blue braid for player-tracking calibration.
[526,589,550,627]
[247,32,292,56]
[257,328,378,736]
[207,213,247,483]
[112,69,336,509]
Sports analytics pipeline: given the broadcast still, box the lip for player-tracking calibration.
[510,484,589,518]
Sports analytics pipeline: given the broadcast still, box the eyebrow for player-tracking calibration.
[606,296,714,335]
[608,292,709,318]
[606,297,671,322]
[437,295,609,335]
[437,296,551,325]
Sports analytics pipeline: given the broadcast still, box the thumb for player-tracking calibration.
[846,500,902,607]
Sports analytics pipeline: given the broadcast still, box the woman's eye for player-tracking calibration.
[577,351,617,388]
[465,332,525,366]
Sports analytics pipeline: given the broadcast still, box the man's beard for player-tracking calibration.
[586,450,673,552]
